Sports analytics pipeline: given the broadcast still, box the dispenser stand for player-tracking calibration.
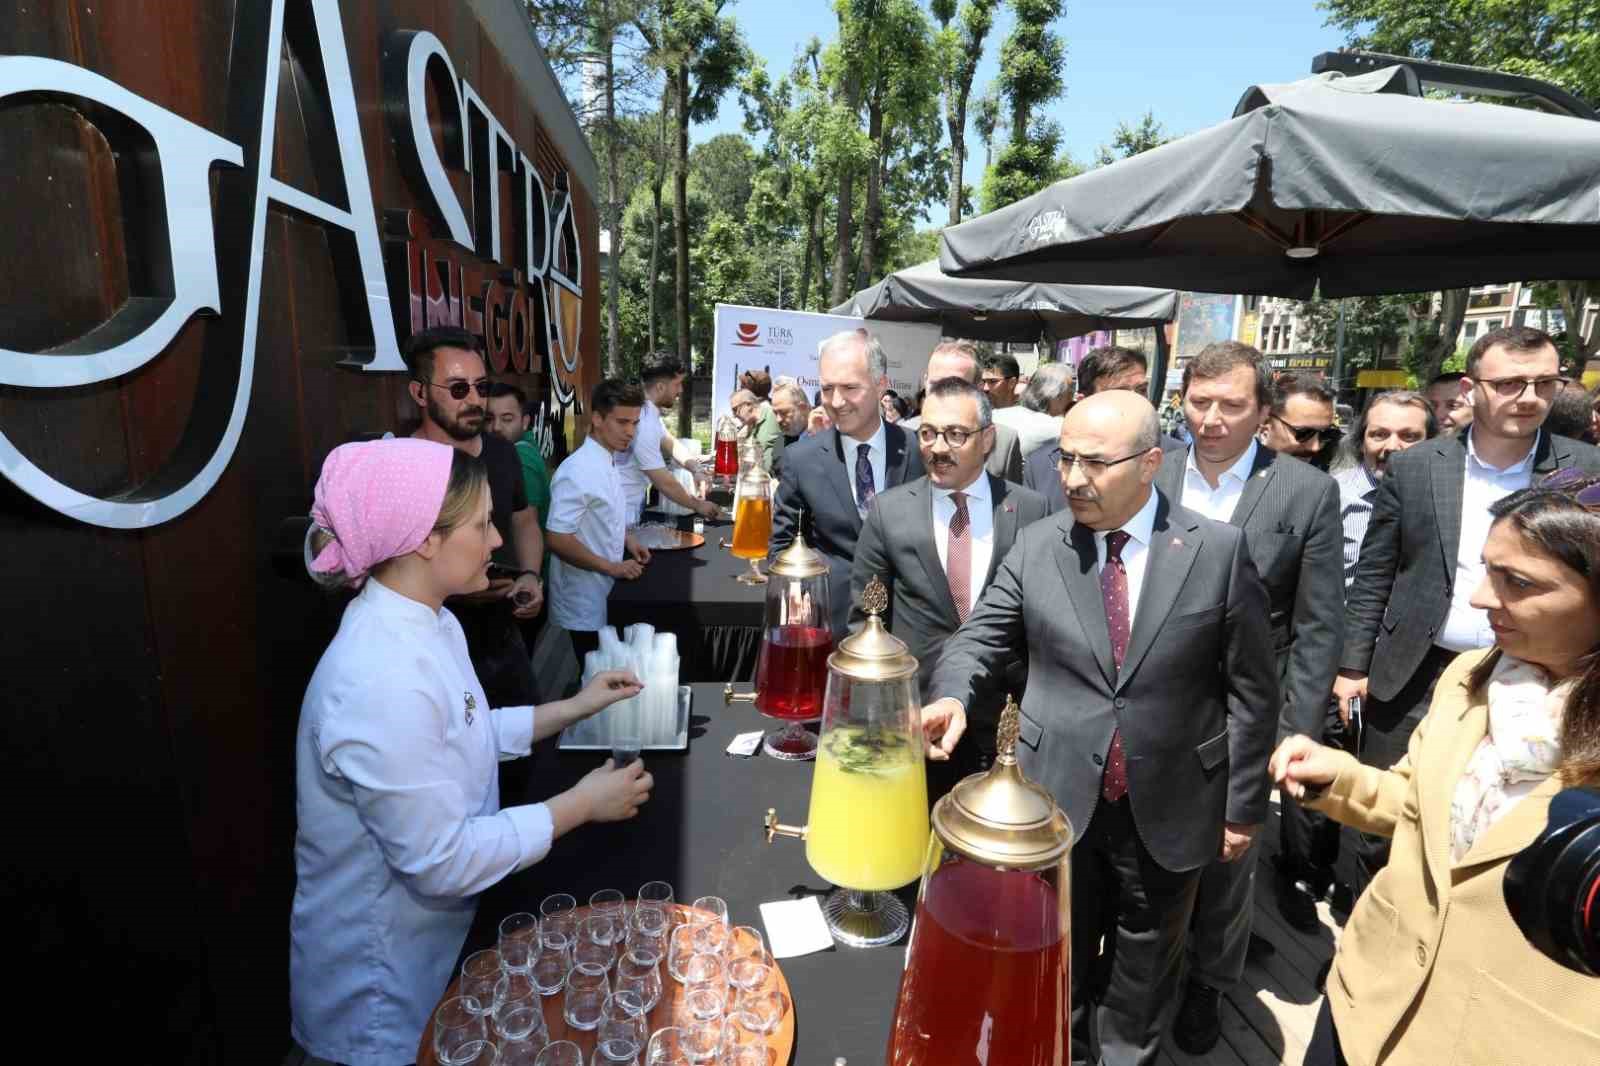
[821,888,909,948]
[762,721,818,761]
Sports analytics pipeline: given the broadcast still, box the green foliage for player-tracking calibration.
[980,0,1066,211]
[1297,294,1412,371]
[689,133,758,217]
[980,119,1066,212]
[1094,110,1170,166]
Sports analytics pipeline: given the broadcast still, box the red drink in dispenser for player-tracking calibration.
[714,436,739,479]
[753,626,832,720]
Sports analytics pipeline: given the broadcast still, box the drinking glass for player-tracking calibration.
[638,881,675,909]
[731,982,783,1035]
[675,987,725,1027]
[541,893,579,943]
[627,903,670,965]
[499,1031,551,1066]
[725,927,766,967]
[563,961,611,1031]
[611,731,642,770]
[434,996,489,1065]
[493,974,548,1045]
[590,888,627,929]
[717,1046,764,1066]
[535,1041,585,1066]
[689,896,729,928]
[453,1040,501,1066]
[499,912,540,974]
[594,990,648,1065]
[679,953,725,1000]
[725,958,768,1002]
[616,951,664,1013]
[576,914,619,972]
[691,921,729,960]
[666,924,699,983]
[645,1027,692,1066]
[462,949,505,1015]
[680,1015,724,1065]
[531,930,573,996]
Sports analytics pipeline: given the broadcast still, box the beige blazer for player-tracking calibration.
[1307,648,1600,1066]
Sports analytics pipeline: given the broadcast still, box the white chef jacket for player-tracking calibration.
[290,577,551,1066]
[547,436,628,632]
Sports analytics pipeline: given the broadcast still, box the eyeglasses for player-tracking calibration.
[916,424,984,448]
[1055,450,1148,477]
[1475,375,1567,399]
[1271,414,1343,447]
[420,378,492,400]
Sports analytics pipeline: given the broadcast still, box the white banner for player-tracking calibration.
[711,303,940,419]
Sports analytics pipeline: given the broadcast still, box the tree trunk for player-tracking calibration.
[831,162,855,308]
[673,61,692,437]
[798,196,818,313]
[1412,288,1470,383]
[947,94,967,226]
[812,200,829,312]
[646,82,669,353]
[858,97,885,292]
[1559,281,1600,363]
[602,14,621,375]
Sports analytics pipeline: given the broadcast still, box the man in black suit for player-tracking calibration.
[1336,325,1600,896]
[901,340,1024,481]
[1026,345,1180,511]
[1154,344,1344,1054]
[770,329,924,636]
[924,390,1278,1066]
[850,377,1050,793]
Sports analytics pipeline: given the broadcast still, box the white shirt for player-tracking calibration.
[290,578,548,1066]
[547,437,628,631]
[1181,439,1259,523]
[1092,487,1160,631]
[618,399,668,522]
[932,472,996,596]
[992,405,1064,457]
[845,419,888,512]
[1438,431,1539,652]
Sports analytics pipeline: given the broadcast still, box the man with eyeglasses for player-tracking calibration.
[1260,372,1342,471]
[393,327,546,709]
[850,377,1049,796]
[1155,342,1344,1055]
[1336,325,1600,900]
[922,390,1278,1066]
[979,351,1022,408]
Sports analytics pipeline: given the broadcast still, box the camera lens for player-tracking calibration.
[1505,789,1600,977]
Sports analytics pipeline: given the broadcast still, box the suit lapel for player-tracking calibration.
[1155,448,1185,504]
[986,475,1018,587]
[827,430,864,533]
[885,422,911,489]
[1054,521,1117,688]
[1532,430,1561,476]
[1117,498,1202,689]
[1431,437,1466,574]
[1227,445,1277,529]
[908,479,959,623]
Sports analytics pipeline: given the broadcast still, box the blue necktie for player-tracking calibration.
[855,443,876,515]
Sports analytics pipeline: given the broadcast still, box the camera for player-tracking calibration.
[1503,786,1600,977]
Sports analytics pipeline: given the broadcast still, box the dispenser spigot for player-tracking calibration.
[764,807,808,844]
[724,683,757,706]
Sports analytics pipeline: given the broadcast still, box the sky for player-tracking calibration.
[695,0,1353,216]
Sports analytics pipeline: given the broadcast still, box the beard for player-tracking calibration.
[427,392,485,442]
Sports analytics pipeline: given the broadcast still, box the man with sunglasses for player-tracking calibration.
[1155,342,1345,1055]
[1336,325,1600,901]
[1260,372,1342,471]
[403,327,544,708]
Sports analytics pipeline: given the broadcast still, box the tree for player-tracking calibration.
[1297,293,1412,373]
[982,0,1067,211]
[689,133,759,218]
[1094,109,1169,166]
[972,84,1001,169]
[932,0,998,225]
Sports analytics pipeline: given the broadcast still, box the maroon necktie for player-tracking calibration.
[946,491,971,621]
[1101,530,1131,803]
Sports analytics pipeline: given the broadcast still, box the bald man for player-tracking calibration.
[923,391,1278,1066]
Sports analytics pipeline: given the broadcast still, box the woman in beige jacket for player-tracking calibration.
[1272,477,1600,1066]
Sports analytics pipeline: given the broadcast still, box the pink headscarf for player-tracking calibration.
[310,438,457,585]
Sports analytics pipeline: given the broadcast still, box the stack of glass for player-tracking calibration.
[565,624,681,748]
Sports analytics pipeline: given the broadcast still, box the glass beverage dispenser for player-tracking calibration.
[885,697,1074,1066]
[728,458,774,585]
[766,578,929,947]
[724,532,833,760]
[713,413,741,488]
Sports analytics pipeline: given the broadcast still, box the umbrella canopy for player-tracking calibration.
[939,67,1600,299]
[832,259,1176,343]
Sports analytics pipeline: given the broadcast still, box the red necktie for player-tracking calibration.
[946,491,971,621]
[1101,529,1131,802]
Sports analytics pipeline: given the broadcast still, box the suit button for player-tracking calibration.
[1415,943,1427,967]
[1092,754,1104,766]
[1114,698,1126,709]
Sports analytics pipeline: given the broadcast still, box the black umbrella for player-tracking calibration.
[939,66,1600,299]
[831,258,1178,343]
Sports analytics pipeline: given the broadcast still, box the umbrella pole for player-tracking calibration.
[1150,326,1172,407]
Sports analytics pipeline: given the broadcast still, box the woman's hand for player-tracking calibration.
[1270,734,1344,802]
[576,759,653,822]
[576,670,643,717]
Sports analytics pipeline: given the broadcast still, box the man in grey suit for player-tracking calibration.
[1336,325,1600,896]
[901,340,1023,481]
[1155,344,1345,1054]
[923,391,1279,1066]
[850,377,1050,794]
[770,329,924,637]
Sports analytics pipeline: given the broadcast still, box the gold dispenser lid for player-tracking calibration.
[769,528,829,579]
[827,576,918,683]
[931,696,1075,870]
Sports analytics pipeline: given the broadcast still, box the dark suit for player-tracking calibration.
[770,423,924,636]
[1157,443,1345,989]
[931,492,1279,1066]
[1341,429,1600,892]
[849,474,1050,788]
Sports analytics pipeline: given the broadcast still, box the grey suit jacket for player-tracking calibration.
[930,493,1280,873]
[848,475,1051,712]
[770,423,924,636]
[1344,430,1600,701]
[903,415,1023,482]
[1157,444,1344,735]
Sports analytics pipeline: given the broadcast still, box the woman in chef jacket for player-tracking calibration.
[289,438,652,1066]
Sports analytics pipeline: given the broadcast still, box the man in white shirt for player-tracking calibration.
[993,361,1074,456]
[850,378,1050,790]
[547,379,655,659]
[617,352,719,524]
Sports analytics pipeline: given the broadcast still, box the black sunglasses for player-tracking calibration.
[420,378,492,401]
[1272,414,1342,447]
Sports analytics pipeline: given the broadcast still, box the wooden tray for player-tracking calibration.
[416,903,795,1065]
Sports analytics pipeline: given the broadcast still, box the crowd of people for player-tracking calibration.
[285,321,1600,1066]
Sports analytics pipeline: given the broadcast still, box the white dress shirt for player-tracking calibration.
[290,577,548,1066]
[932,472,996,593]
[1092,487,1160,629]
[1438,431,1539,652]
[617,399,668,522]
[1180,438,1259,523]
[845,419,888,511]
[547,436,628,632]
